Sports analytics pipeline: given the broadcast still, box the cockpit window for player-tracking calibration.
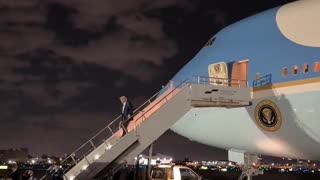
[204,37,216,47]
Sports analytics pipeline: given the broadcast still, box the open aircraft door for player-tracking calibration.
[208,62,228,86]
[231,60,248,88]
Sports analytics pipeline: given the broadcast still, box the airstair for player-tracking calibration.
[48,77,251,180]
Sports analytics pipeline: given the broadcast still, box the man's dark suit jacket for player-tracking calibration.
[122,101,134,121]
[10,170,21,180]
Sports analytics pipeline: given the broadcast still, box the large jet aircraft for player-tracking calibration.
[168,0,320,173]
[59,1,320,180]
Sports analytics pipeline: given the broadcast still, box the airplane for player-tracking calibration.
[57,1,320,180]
[166,0,320,178]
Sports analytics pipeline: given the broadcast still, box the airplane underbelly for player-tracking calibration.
[170,84,320,160]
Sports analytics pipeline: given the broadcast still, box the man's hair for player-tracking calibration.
[120,96,127,101]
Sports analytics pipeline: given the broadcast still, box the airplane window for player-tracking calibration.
[314,62,320,72]
[282,67,288,77]
[204,37,216,47]
[303,64,309,74]
[292,65,298,75]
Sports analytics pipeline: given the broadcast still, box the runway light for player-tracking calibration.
[48,160,52,164]
[221,168,227,172]
[31,160,35,164]
[8,160,12,164]
[200,166,208,170]
[0,165,8,170]
[70,176,75,180]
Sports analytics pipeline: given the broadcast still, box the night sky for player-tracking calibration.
[0,0,296,161]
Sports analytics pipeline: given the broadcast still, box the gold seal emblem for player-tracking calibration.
[254,100,282,132]
[214,64,221,72]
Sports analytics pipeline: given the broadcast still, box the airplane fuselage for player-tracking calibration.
[169,0,320,160]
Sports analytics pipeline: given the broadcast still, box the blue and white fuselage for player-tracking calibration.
[168,0,320,160]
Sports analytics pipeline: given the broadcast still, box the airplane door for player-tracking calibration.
[231,60,248,87]
[208,62,228,86]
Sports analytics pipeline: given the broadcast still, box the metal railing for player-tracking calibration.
[40,80,188,180]
[40,76,248,180]
[252,74,272,88]
[193,76,248,88]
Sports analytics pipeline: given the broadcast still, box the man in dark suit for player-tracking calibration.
[119,96,134,136]
[9,164,20,180]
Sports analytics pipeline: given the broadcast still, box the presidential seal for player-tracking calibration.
[214,64,221,72]
[254,100,282,132]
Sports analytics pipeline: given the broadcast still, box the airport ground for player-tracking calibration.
[194,169,320,180]
[1,167,320,180]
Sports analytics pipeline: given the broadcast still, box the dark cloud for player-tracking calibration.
[54,29,177,81]
[0,0,40,9]
[0,0,185,81]
[206,9,228,28]
[0,57,28,83]
[45,0,193,30]
[0,9,46,25]
[0,26,55,56]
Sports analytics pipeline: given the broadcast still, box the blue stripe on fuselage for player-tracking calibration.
[171,6,320,87]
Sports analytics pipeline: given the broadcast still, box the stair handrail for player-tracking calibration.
[194,76,248,88]
[40,79,189,180]
[43,75,247,180]
[58,80,185,163]
[252,73,272,87]
[131,79,189,128]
